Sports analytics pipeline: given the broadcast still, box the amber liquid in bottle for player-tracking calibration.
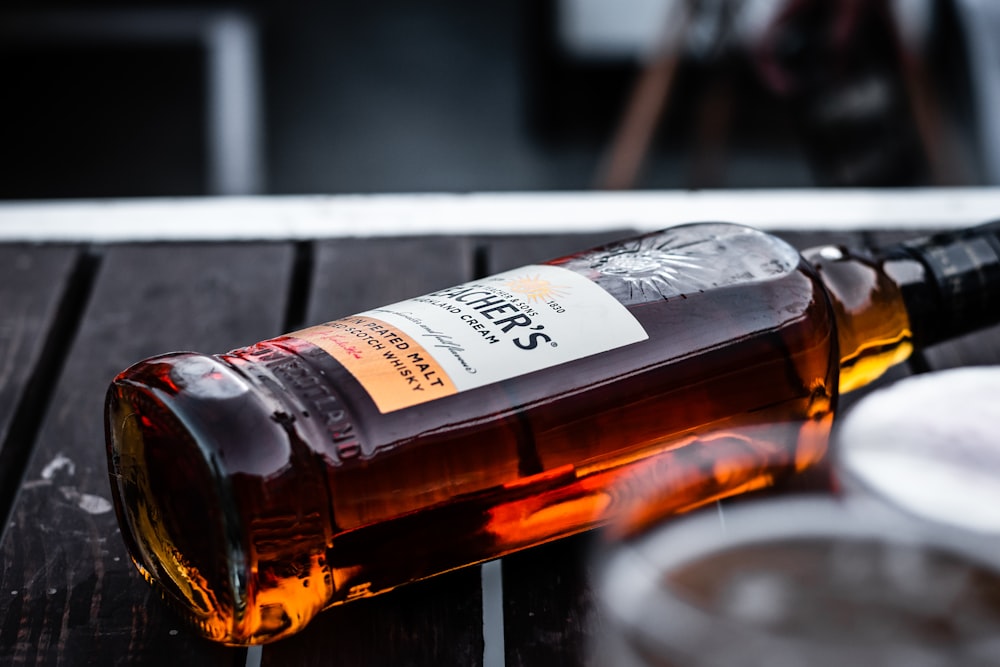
[105,222,1000,644]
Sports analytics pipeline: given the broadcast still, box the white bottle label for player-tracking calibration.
[293,264,648,413]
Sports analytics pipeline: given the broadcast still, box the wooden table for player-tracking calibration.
[1,191,999,666]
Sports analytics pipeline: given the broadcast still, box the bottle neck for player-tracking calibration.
[807,221,1000,394]
[808,245,915,394]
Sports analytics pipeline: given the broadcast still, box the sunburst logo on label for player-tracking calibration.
[503,274,570,302]
[588,235,715,301]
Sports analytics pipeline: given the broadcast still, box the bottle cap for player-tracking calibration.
[106,352,334,645]
[897,221,1000,345]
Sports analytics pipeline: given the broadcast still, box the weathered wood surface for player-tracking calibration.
[0,245,80,523]
[0,228,997,667]
[0,243,295,665]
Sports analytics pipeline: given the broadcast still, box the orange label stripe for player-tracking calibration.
[292,316,458,413]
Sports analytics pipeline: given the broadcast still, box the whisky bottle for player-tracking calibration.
[105,221,1000,645]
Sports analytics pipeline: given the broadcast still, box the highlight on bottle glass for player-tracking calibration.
[594,497,1000,667]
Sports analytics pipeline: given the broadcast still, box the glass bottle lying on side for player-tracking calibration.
[104,221,1000,645]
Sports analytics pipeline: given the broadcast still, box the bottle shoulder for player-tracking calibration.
[803,245,915,392]
[552,222,804,307]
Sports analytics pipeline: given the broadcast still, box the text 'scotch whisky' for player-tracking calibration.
[105,222,1000,645]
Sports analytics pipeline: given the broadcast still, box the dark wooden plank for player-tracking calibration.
[304,237,476,322]
[261,573,485,667]
[0,242,294,666]
[0,245,79,445]
[922,324,1000,371]
[0,245,79,509]
[502,533,600,667]
[262,236,485,667]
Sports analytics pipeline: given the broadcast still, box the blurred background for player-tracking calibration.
[0,0,995,200]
